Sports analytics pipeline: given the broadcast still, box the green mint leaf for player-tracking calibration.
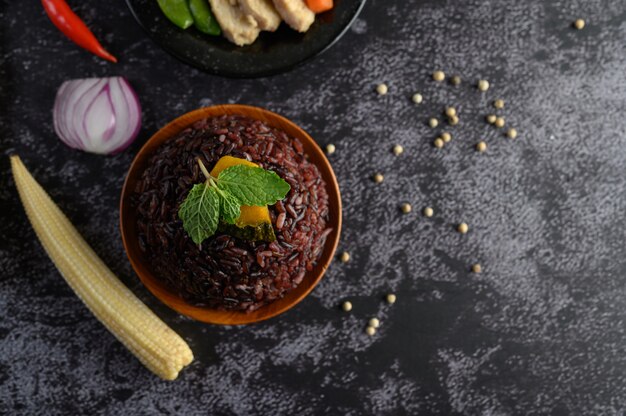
[217,165,291,206]
[178,183,220,245]
[217,188,241,224]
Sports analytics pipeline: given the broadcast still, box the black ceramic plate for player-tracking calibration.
[125,0,366,77]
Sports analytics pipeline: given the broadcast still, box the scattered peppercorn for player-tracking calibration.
[366,326,376,336]
[373,173,384,183]
[476,141,487,152]
[393,144,404,155]
[478,79,490,91]
[434,138,444,148]
[433,71,445,82]
[445,107,457,118]
[486,114,497,124]
[494,99,504,109]
[449,115,459,125]
[574,18,585,30]
[507,128,518,139]
[386,294,397,304]
[369,318,380,328]
[451,75,461,85]
[412,93,423,104]
[342,301,353,312]
[495,117,505,128]
[457,222,469,234]
[340,251,350,263]
[325,144,336,155]
[423,207,434,217]
[401,203,412,214]
[441,132,452,143]
[471,264,482,273]
[376,83,388,95]
[429,117,439,128]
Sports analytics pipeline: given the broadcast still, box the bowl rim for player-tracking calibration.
[119,104,342,325]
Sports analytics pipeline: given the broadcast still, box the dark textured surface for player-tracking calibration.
[1,1,626,415]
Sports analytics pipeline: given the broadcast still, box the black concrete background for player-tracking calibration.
[1,1,625,415]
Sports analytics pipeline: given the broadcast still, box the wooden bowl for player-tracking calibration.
[120,105,342,325]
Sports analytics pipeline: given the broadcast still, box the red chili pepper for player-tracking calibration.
[41,0,117,63]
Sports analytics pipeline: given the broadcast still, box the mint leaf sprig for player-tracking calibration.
[178,158,290,245]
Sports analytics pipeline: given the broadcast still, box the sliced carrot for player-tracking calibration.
[306,0,333,14]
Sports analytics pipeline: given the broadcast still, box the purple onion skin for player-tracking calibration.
[107,77,142,154]
[53,76,142,155]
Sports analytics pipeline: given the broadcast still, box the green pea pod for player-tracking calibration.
[188,0,221,36]
[157,0,194,30]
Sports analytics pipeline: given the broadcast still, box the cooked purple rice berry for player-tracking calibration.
[132,115,331,312]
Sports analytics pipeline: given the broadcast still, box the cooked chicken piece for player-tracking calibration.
[272,0,315,32]
[209,0,260,46]
[239,0,282,32]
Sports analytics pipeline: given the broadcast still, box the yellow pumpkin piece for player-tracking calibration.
[210,156,276,241]
[210,155,258,174]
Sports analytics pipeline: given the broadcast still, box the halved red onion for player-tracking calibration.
[53,77,141,155]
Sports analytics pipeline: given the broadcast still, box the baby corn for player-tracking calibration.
[10,155,193,380]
